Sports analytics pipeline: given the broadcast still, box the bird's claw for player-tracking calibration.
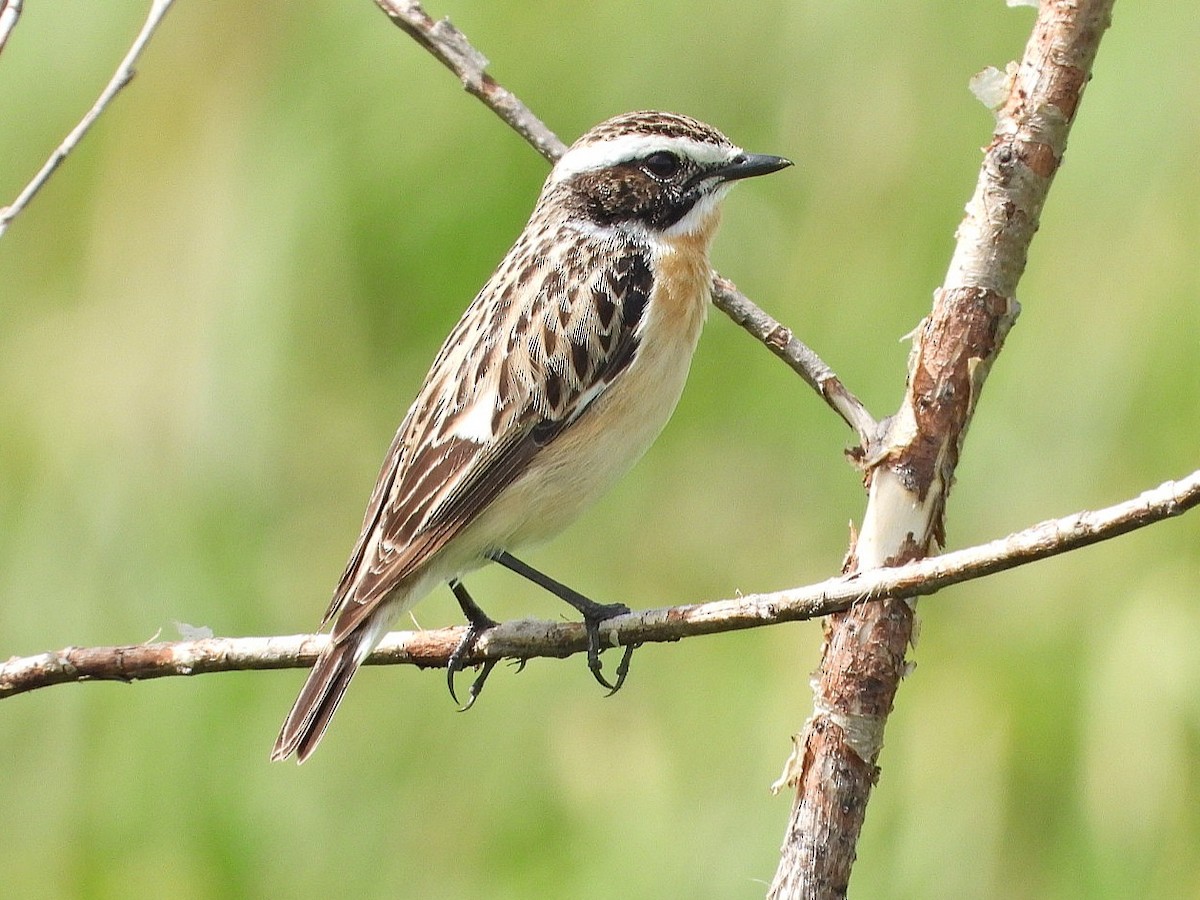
[446,601,498,711]
[581,602,637,695]
[450,658,498,712]
[453,654,524,710]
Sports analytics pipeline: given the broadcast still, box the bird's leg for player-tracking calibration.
[446,579,500,711]
[487,550,636,694]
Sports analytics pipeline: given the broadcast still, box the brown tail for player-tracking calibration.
[271,633,367,764]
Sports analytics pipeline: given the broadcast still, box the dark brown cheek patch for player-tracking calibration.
[574,166,704,230]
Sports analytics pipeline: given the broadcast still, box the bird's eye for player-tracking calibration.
[642,151,681,179]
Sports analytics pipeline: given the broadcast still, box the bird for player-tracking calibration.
[271,110,791,763]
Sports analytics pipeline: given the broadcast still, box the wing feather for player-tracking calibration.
[325,235,654,636]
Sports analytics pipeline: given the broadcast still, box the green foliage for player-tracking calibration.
[2,2,1197,897]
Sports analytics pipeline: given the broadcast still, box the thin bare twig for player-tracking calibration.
[370,0,878,444]
[712,276,879,445]
[0,0,22,57]
[373,0,565,162]
[3,469,1195,698]
[0,0,176,238]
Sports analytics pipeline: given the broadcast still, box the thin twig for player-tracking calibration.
[373,0,565,162]
[0,0,22,57]
[370,0,877,443]
[0,0,176,238]
[4,469,1194,698]
[712,276,878,446]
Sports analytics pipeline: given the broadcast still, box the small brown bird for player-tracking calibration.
[272,111,791,762]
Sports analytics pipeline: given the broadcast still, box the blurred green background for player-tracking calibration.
[2,1,1198,897]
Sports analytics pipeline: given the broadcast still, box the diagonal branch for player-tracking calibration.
[4,469,1195,698]
[0,0,22,57]
[0,0,176,238]
[712,275,880,444]
[374,0,565,163]
[371,0,878,446]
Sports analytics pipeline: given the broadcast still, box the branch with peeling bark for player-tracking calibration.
[3,469,1195,699]
[769,3,1118,897]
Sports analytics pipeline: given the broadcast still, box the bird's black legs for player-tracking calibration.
[444,553,637,710]
[487,550,636,694]
[446,579,499,711]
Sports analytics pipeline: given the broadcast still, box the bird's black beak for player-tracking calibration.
[713,152,793,182]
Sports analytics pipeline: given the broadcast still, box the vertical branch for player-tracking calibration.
[768,2,1116,897]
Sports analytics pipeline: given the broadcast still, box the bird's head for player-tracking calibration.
[543,110,792,238]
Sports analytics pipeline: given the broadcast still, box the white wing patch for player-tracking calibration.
[448,387,500,442]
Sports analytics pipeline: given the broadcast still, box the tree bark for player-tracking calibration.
[768,2,1117,896]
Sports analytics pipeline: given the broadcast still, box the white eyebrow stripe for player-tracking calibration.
[548,134,739,184]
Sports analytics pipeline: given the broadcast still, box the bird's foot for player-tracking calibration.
[577,599,637,695]
[486,551,637,694]
[447,580,499,711]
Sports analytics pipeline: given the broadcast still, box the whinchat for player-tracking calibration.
[272,110,791,763]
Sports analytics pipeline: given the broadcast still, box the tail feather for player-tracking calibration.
[271,637,365,764]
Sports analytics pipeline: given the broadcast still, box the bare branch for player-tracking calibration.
[0,0,22,57]
[712,276,878,446]
[373,0,565,162]
[4,469,1194,699]
[770,3,1118,896]
[0,0,176,238]
[370,0,876,442]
